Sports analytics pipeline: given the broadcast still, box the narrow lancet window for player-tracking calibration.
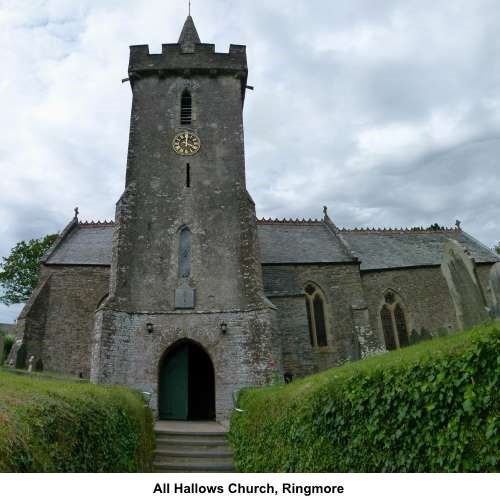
[179,227,191,279]
[394,304,409,347]
[304,283,330,347]
[381,305,396,350]
[305,298,314,346]
[313,296,328,347]
[380,291,410,350]
[186,163,191,187]
[181,90,192,125]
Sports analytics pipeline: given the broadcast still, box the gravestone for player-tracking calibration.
[420,327,432,341]
[489,262,500,318]
[0,333,4,364]
[410,329,419,344]
[10,341,27,369]
[441,239,489,330]
[28,355,34,373]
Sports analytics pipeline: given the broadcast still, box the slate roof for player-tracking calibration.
[43,220,499,271]
[45,224,114,266]
[340,229,499,271]
[257,221,354,264]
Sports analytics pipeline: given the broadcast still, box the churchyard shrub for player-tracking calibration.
[230,323,499,472]
[1,335,14,364]
[0,372,155,472]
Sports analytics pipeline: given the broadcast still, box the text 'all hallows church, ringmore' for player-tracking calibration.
[8,16,499,422]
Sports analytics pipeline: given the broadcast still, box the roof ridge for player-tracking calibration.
[78,220,115,227]
[339,226,460,234]
[257,217,323,224]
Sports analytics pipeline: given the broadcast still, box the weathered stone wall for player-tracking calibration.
[441,241,490,330]
[361,266,459,345]
[476,263,496,308]
[109,72,262,313]
[263,263,378,378]
[91,306,278,421]
[32,265,109,377]
[92,39,278,423]
[8,271,52,368]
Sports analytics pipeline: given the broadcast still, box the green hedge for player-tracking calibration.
[0,372,155,472]
[230,323,500,472]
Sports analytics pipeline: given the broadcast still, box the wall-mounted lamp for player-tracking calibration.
[220,321,228,334]
[146,322,154,333]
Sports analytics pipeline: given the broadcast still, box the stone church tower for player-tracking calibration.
[90,16,279,421]
[9,13,499,426]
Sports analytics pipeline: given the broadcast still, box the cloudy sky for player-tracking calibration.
[1,0,499,322]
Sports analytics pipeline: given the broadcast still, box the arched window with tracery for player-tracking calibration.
[180,89,192,125]
[380,291,410,350]
[304,284,329,347]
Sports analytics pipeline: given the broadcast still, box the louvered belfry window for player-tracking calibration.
[304,284,329,347]
[181,90,192,125]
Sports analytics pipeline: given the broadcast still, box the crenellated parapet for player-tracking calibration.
[128,43,247,85]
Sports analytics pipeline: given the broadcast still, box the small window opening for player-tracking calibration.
[179,227,191,279]
[313,296,328,347]
[304,283,330,347]
[381,305,397,350]
[181,90,192,125]
[186,163,191,188]
[380,292,410,351]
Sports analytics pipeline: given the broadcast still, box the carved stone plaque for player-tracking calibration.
[175,287,196,309]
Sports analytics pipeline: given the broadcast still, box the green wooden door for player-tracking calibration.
[159,345,189,420]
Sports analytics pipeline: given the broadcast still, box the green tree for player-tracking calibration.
[427,223,443,231]
[0,234,58,305]
[495,242,500,255]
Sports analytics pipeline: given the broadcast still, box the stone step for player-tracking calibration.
[153,422,234,473]
[155,449,233,461]
[155,432,228,443]
[155,442,232,454]
[154,428,227,436]
[156,437,229,448]
[153,461,235,473]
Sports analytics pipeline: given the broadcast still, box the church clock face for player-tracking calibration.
[172,131,201,156]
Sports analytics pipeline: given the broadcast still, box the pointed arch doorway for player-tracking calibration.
[158,340,215,421]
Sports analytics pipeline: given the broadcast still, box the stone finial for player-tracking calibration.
[323,206,328,218]
[74,207,79,220]
[455,219,461,229]
[178,15,201,46]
